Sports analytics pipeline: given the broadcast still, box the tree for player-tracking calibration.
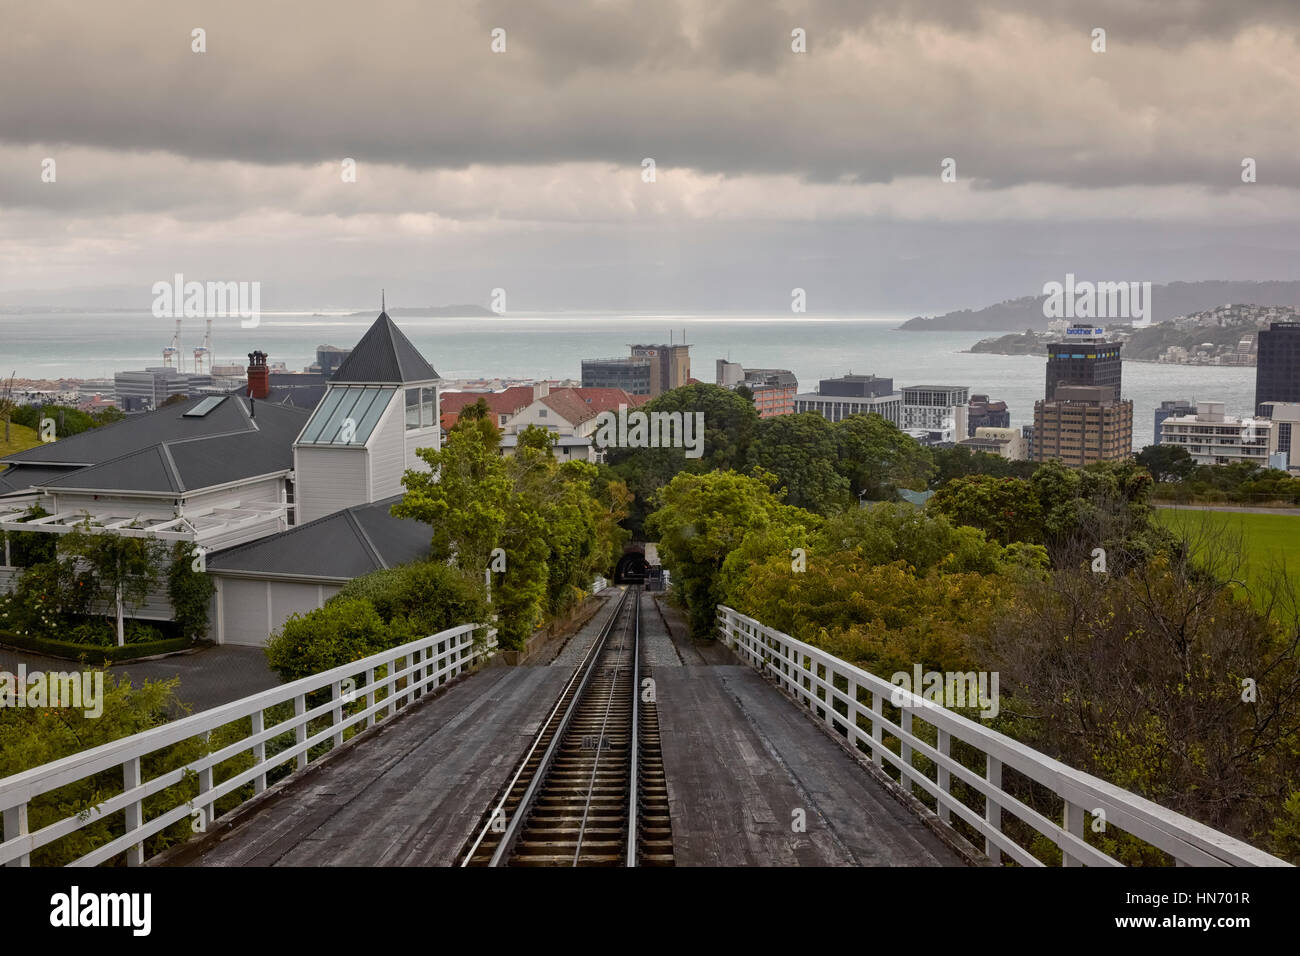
[646,470,818,636]
[607,384,759,535]
[929,475,1043,546]
[393,415,625,649]
[984,538,1300,860]
[62,523,165,646]
[1136,443,1195,483]
[930,444,1037,485]
[833,413,936,500]
[746,412,850,514]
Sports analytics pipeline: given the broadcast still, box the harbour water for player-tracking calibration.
[0,311,1257,450]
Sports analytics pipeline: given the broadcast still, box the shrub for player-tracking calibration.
[334,561,489,637]
[167,542,215,641]
[264,597,390,682]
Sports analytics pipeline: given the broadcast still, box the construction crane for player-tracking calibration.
[163,317,182,369]
[193,318,212,374]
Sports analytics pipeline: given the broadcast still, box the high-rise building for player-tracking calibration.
[583,343,690,397]
[902,385,969,440]
[1033,386,1133,465]
[1255,321,1300,415]
[1153,399,1195,446]
[1045,324,1122,401]
[630,344,691,396]
[795,375,901,425]
[1259,401,1300,471]
[716,360,797,417]
[314,345,352,379]
[1159,401,1277,467]
[581,355,651,396]
[967,394,1010,436]
[1033,325,1131,465]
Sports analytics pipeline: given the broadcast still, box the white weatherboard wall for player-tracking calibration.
[213,576,339,646]
[294,446,368,524]
[368,399,407,502]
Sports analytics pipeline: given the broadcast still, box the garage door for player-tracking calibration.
[220,579,271,646]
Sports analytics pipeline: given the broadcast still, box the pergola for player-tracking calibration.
[0,495,287,564]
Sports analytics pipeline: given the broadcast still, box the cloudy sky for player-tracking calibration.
[2,0,1298,313]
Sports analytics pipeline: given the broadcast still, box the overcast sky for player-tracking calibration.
[2,0,1298,313]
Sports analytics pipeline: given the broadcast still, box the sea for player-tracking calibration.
[0,311,1258,451]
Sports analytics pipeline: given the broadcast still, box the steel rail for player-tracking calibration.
[571,588,637,866]
[458,586,630,868]
[626,589,640,867]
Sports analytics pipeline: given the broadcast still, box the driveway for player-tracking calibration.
[0,645,280,716]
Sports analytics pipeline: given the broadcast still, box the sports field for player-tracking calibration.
[1155,506,1300,601]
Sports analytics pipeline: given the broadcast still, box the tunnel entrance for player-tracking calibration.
[614,550,649,584]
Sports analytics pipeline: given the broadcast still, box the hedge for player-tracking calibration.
[0,630,195,664]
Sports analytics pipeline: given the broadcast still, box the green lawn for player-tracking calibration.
[0,421,42,463]
[1155,507,1300,605]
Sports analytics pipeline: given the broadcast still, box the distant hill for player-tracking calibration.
[344,305,495,318]
[900,281,1300,331]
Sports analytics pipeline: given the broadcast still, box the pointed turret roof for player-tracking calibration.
[331,311,439,384]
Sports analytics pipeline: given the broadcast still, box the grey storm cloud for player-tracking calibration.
[1,0,1298,191]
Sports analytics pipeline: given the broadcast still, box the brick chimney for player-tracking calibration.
[532,381,550,401]
[247,350,270,399]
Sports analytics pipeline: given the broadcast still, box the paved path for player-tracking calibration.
[1155,503,1300,517]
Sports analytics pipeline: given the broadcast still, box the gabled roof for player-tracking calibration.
[535,387,647,427]
[440,386,535,430]
[331,312,439,384]
[1,396,308,495]
[206,495,429,580]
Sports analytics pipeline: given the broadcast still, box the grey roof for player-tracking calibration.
[0,395,308,495]
[207,495,430,580]
[264,384,327,410]
[331,312,439,384]
[0,464,73,496]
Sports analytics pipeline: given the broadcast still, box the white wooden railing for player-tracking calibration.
[0,622,495,867]
[717,606,1289,868]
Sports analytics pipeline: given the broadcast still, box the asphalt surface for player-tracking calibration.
[0,644,279,716]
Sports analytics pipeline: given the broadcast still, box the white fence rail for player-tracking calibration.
[717,606,1289,868]
[0,622,495,867]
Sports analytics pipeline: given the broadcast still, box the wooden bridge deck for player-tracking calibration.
[165,595,965,867]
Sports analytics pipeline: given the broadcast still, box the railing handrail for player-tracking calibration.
[717,605,1289,868]
[0,621,492,815]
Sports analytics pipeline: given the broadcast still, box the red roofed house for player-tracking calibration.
[503,385,649,462]
[439,385,537,434]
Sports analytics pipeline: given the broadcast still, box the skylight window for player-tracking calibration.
[299,386,395,445]
[183,396,227,417]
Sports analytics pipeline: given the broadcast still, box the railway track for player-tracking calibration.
[459,586,673,867]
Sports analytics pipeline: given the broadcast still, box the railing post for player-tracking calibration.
[900,708,913,794]
[294,694,308,771]
[390,655,403,716]
[197,731,213,832]
[1062,800,1085,867]
[871,691,883,767]
[123,757,143,866]
[251,709,267,794]
[937,730,951,823]
[366,667,376,727]
[985,754,1002,865]
[3,803,30,867]
[331,680,344,749]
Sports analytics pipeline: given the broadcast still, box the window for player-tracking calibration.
[406,386,436,430]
